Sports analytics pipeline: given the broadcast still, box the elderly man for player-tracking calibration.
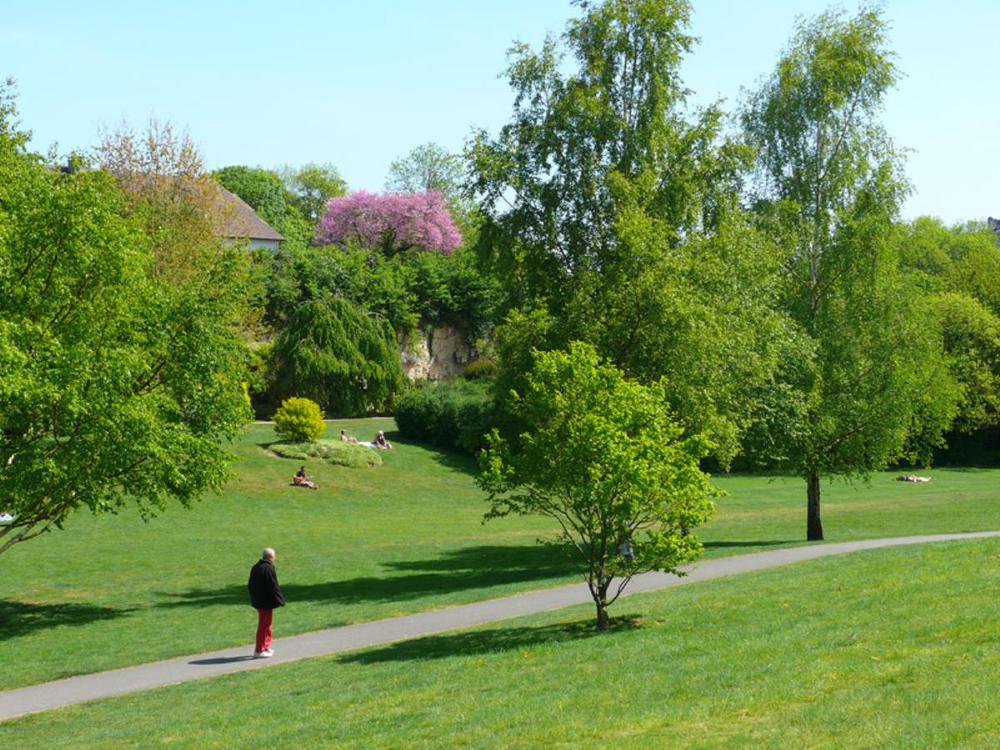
[248,547,285,657]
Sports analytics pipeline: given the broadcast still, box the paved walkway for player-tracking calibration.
[2,531,998,722]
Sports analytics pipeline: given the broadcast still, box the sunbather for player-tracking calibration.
[293,465,318,490]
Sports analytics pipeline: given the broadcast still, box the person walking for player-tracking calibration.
[248,547,285,658]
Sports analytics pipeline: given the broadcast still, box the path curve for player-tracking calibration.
[2,531,998,722]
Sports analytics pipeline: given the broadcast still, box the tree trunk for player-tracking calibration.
[595,597,610,631]
[807,471,824,541]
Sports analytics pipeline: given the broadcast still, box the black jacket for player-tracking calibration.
[248,558,286,610]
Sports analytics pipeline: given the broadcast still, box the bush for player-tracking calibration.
[395,380,494,454]
[273,397,326,443]
[270,440,382,468]
[463,357,496,380]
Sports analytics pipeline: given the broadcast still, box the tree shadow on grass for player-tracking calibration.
[702,540,799,549]
[158,544,579,609]
[425,447,479,476]
[339,615,644,665]
[0,600,133,639]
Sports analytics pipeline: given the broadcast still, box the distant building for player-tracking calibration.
[213,187,284,252]
[989,217,1000,236]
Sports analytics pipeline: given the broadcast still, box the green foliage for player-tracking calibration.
[270,439,382,468]
[741,8,959,539]
[265,243,498,340]
[0,101,253,556]
[281,162,347,222]
[468,1,783,466]
[395,380,494,453]
[462,358,496,380]
[929,292,1000,432]
[270,297,406,416]
[895,218,1000,435]
[479,342,715,629]
[272,397,326,443]
[386,143,464,202]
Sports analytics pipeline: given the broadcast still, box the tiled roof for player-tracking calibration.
[213,187,285,242]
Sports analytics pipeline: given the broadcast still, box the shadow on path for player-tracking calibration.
[189,656,257,666]
[0,600,133,639]
[702,540,799,550]
[339,616,643,665]
[157,544,578,610]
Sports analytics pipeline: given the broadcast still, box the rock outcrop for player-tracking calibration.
[399,324,474,381]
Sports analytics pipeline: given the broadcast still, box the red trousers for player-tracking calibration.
[255,608,273,652]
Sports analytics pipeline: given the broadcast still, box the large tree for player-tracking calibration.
[896,218,1000,434]
[468,0,785,463]
[385,143,464,202]
[281,162,348,223]
[269,297,406,416]
[479,343,715,631]
[0,91,253,555]
[741,9,959,540]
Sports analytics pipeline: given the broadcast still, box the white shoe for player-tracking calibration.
[256,648,273,658]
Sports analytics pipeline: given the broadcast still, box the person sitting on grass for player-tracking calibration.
[373,430,393,450]
[339,429,359,444]
[292,465,318,490]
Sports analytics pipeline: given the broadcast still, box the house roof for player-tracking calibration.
[213,187,285,242]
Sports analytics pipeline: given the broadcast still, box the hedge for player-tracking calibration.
[394,380,494,454]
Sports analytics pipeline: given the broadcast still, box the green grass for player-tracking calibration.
[1,419,997,691]
[3,538,997,748]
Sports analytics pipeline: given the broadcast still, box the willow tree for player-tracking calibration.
[469,0,787,464]
[270,297,405,416]
[742,9,958,540]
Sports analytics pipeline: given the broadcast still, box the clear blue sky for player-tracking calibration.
[1,0,996,223]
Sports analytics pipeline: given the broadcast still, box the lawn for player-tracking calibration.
[2,419,998,690]
[3,537,997,748]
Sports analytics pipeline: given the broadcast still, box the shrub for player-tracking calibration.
[395,380,494,454]
[270,440,382,468]
[273,397,326,443]
[463,357,496,380]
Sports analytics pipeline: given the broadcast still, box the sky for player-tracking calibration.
[1,0,997,223]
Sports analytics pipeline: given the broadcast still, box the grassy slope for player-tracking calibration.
[1,419,997,690]
[3,538,997,749]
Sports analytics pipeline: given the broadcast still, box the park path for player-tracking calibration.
[2,530,998,722]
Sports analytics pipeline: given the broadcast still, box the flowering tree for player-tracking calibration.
[314,190,461,255]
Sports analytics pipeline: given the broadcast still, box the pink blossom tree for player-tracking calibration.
[314,190,462,255]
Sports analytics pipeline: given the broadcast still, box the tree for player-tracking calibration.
[269,297,406,416]
[896,218,1000,434]
[315,191,462,256]
[96,118,224,285]
[468,0,785,464]
[280,163,348,223]
[386,143,464,201]
[741,9,959,540]
[1,100,253,556]
[479,343,715,630]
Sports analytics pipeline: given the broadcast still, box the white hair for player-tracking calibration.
[262,547,275,560]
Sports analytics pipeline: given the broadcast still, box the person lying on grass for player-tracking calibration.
[340,429,359,444]
[293,466,318,490]
[373,430,393,450]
